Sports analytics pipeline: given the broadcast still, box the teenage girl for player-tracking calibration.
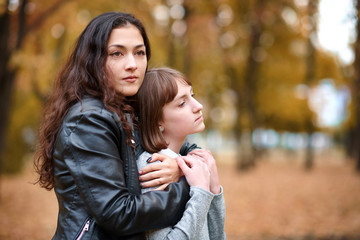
[137,67,226,240]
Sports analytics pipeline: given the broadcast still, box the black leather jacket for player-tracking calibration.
[52,97,194,240]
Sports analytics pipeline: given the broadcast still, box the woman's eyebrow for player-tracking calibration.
[108,44,145,49]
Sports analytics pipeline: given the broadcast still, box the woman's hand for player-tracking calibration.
[176,155,210,191]
[139,153,183,190]
[188,149,221,194]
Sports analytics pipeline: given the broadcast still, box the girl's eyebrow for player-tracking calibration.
[174,94,187,102]
[173,86,192,102]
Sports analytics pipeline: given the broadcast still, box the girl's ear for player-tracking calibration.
[158,118,165,132]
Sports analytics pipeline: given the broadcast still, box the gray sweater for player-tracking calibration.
[137,149,226,240]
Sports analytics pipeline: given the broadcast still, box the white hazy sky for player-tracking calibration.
[318,0,356,64]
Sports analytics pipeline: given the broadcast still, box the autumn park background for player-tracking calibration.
[1,0,360,239]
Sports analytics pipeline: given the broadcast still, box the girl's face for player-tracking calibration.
[105,24,147,96]
[160,79,205,142]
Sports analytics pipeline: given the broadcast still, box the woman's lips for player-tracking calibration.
[123,76,137,82]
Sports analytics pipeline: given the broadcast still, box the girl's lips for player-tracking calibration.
[195,115,203,122]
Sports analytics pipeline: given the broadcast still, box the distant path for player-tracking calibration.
[220,157,360,239]
[0,161,57,240]
[1,156,360,240]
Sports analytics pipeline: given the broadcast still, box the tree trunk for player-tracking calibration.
[0,3,13,177]
[225,65,254,170]
[236,0,264,170]
[354,0,360,171]
[303,0,318,170]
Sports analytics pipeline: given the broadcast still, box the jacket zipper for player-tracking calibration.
[76,219,90,240]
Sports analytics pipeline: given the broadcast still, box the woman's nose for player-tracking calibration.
[125,54,137,70]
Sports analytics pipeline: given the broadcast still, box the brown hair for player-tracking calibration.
[34,12,151,190]
[137,67,191,153]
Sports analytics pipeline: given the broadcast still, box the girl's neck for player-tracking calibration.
[165,138,186,154]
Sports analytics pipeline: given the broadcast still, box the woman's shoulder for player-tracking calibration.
[70,97,105,113]
[67,97,114,117]
[63,97,120,128]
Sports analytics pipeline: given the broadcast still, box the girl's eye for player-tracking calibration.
[109,51,123,57]
[179,101,186,107]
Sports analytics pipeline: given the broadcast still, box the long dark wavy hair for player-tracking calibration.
[34,12,151,190]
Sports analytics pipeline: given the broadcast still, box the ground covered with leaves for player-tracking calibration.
[1,151,360,240]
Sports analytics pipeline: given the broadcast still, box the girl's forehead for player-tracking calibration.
[175,80,192,95]
[175,77,191,87]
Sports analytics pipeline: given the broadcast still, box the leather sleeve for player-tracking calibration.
[62,110,190,235]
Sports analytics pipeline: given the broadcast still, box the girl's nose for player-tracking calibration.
[192,99,203,112]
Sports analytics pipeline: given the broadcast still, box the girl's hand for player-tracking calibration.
[139,153,183,190]
[176,155,210,191]
[188,149,221,194]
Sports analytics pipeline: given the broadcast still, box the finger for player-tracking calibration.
[189,149,209,158]
[148,153,168,163]
[139,162,163,175]
[187,153,206,164]
[179,155,198,167]
[154,183,169,191]
[141,178,163,189]
[189,149,206,155]
[139,170,162,182]
[191,154,206,162]
[176,157,192,174]
[189,150,214,165]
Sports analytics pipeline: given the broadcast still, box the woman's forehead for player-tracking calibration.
[107,25,144,47]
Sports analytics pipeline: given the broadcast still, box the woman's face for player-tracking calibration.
[160,79,205,142]
[105,24,147,96]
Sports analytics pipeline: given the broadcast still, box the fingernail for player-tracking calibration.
[146,157,152,163]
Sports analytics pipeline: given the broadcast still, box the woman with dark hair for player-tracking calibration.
[137,67,226,240]
[34,12,199,240]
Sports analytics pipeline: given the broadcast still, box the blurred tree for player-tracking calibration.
[238,0,265,169]
[0,0,71,174]
[215,0,344,170]
[0,0,350,178]
[217,0,263,171]
[221,0,313,170]
[353,0,360,171]
[303,0,318,170]
[0,0,155,175]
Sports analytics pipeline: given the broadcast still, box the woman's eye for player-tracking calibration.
[136,50,146,56]
[110,51,122,57]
